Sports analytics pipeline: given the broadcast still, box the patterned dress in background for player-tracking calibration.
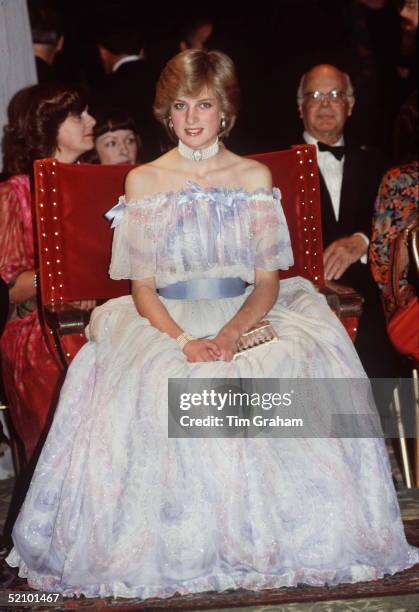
[370,161,418,321]
[0,175,63,462]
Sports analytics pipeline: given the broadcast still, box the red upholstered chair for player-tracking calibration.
[34,145,361,368]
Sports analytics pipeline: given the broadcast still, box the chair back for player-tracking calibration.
[251,146,323,283]
[34,161,130,305]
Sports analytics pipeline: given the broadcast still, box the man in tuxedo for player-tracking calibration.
[93,27,164,162]
[297,64,400,377]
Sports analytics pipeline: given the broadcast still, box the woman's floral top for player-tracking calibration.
[370,161,418,320]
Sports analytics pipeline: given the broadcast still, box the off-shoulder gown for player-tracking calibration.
[7,183,419,598]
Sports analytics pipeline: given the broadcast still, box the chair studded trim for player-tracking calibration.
[34,159,131,365]
[250,145,324,284]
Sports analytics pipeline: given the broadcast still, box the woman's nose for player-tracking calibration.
[186,107,197,124]
[85,113,96,128]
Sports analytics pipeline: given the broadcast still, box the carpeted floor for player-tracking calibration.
[0,521,418,612]
[0,451,418,611]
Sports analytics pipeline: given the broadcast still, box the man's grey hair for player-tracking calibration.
[296,69,355,110]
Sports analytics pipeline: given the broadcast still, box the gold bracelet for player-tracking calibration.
[175,332,195,350]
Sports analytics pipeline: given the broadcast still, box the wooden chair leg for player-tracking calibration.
[0,404,23,477]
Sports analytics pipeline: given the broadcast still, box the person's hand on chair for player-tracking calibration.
[323,235,367,280]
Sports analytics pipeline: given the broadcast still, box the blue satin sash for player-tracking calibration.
[158,278,247,300]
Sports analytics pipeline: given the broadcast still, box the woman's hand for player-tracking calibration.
[212,329,238,362]
[183,339,221,363]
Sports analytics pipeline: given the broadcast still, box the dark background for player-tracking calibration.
[52,0,415,157]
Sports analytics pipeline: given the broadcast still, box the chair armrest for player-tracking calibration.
[44,302,92,335]
[319,281,364,318]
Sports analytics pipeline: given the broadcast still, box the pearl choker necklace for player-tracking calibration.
[177,137,219,162]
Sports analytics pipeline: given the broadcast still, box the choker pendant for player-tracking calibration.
[178,137,219,161]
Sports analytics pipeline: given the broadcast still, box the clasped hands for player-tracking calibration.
[183,329,238,363]
[323,234,367,280]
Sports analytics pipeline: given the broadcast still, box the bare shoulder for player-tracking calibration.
[124,162,164,201]
[124,149,179,200]
[232,156,273,191]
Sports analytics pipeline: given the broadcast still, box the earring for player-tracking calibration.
[168,117,174,129]
[220,116,226,130]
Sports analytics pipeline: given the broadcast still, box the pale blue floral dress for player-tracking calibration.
[6,183,419,598]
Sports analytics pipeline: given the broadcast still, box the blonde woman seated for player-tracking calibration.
[7,50,419,599]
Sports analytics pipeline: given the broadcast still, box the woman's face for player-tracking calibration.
[400,0,418,30]
[170,84,222,150]
[55,109,96,162]
[95,129,138,164]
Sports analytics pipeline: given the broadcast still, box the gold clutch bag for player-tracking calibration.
[233,320,279,359]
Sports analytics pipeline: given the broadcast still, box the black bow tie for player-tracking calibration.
[317,141,345,161]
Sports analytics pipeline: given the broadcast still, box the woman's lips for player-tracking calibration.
[184,128,204,136]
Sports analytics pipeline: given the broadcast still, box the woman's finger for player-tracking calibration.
[206,341,221,356]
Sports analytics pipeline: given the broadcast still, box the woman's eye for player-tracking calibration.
[126,136,136,145]
[200,102,212,109]
[105,140,116,148]
[173,102,186,110]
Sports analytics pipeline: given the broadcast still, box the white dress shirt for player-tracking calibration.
[303,131,344,222]
[112,54,143,73]
[303,131,369,261]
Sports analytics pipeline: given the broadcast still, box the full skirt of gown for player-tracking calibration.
[6,276,419,598]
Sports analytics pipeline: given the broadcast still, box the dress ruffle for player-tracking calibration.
[107,182,293,286]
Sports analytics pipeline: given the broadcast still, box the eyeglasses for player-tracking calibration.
[302,90,348,104]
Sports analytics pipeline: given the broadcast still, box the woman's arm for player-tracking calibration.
[213,269,279,361]
[8,270,37,303]
[211,159,279,361]
[125,168,220,363]
[132,278,183,338]
[132,279,221,362]
[9,270,95,310]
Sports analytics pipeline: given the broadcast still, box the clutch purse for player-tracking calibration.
[233,320,279,359]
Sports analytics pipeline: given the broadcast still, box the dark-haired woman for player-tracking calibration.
[92,108,141,165]
[0,82,95,463]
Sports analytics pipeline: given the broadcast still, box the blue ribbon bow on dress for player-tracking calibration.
[105,197,127,228]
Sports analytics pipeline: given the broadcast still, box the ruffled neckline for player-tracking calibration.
[105,181,282,227]
[122,180,280,207]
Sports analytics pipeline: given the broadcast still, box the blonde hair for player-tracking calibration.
[154,49,240,141]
